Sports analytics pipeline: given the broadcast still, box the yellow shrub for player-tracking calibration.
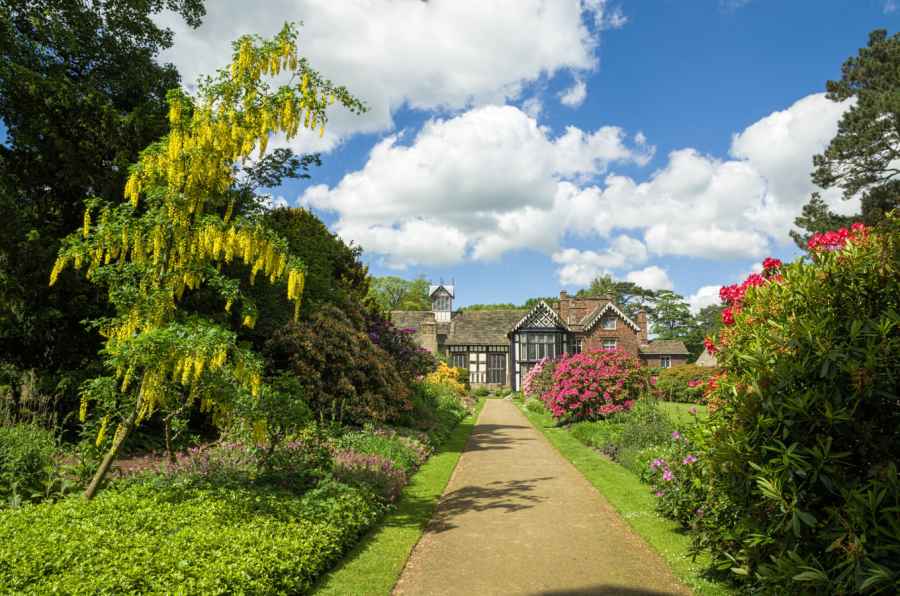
[424,362,466,396]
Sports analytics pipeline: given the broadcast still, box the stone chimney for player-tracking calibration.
[558,290,570,323]
[637,309,649,345]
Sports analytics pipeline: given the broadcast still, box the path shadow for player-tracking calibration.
[426,476,553,533]
[534,586,682,596]
[464,423,534,452]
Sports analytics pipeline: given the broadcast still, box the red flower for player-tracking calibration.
[722,306,735,326]
[762,257,782,272]
[703,337,717,354]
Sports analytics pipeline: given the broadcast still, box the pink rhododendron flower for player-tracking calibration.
[703,337,717,354]
[762,257,782,272]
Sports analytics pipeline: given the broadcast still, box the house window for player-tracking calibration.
[601,317,616,330]
[451,353,466,369]
[487,353,506,384]
[602,339,617,351]
[573,338,583,354]
[524,333,558,361]
[660,356,671,368]
[469,352,486,383]
[433,294,451,311]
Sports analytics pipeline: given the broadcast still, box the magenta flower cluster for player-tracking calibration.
[541,349,646,422]
[333,449,407,502]
[522,357,550,396]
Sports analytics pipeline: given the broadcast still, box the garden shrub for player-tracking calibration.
[0,478,381,594]
[398,379,468,444]
[524,397,547,415]
[264,305,412,425]
[454,366,470,390]
[654,365,719,404]
[542,349,651,422]
[522,357,557,398]
[0,424,61,507]
[474,386,490,397]
[425,362,466,396]
[332,449,407,503]
[335,428,430,474]
[695,219,900,593]
[645,420,710,528]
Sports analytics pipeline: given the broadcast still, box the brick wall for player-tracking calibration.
[581,320,641,357]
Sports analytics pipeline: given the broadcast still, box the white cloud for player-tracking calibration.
[686,285,722,314]
[625,266,672,291]
[552,236,648,285]
[154,0,608,153]
[560,77,588,107]
[302,105,652,267]
[303,92,853,282]
[521,97,543,119]
[583,0,629,29]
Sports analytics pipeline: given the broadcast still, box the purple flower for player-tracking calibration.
[650,458,665,470]
[662,468,674,482]
[688,406,698,416]
[682,454,698,465]
[671,431,682,440]
[654,491,664,497]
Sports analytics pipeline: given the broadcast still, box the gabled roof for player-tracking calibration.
[582,302,641,333]
[639,340,689,355]
[429,284,454,298]
[511,301,570,333]
[446,309,527,345]
[695,350,718,367]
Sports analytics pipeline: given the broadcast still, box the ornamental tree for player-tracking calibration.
[50,24,364,499]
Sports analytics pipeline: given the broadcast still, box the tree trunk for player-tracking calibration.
[164,416,176,465]
[83,402,140,500]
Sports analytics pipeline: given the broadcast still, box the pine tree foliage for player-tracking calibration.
[48,24,364,497]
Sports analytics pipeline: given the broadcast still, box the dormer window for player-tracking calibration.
[601,317,616,330]
[433,294,451,312]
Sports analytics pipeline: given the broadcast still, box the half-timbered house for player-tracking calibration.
[392,285,689,390]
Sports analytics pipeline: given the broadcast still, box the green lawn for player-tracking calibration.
[522,408,732,596]
[659,401,709,426]
[312,399,485,595]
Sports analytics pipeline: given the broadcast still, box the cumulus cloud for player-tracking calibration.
[303,92,853,281]
[552,236,648,285]
[154,0,607,153]
[560,77,588,107]
[686,285,722,314]
[302,104,652,267]
[625,266,673,291]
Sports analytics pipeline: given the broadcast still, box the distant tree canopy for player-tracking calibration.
[575,274,656,319]
[367,276,430,311]
[793,28,900,247]
[0,0,206,396]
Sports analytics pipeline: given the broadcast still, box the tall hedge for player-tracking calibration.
[698,218,900,593]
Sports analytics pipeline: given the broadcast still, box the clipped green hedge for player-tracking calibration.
[0,479,381,595]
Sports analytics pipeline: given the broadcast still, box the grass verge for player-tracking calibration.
[521,408,733,596]
[659,401,709,426]
[312,398,486,595]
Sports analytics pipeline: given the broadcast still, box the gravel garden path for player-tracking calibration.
[392,399,689,596]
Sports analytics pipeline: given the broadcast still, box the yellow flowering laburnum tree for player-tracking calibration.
[50,24,364,499]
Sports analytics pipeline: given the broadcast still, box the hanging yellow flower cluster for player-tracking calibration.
[49,24,355,423]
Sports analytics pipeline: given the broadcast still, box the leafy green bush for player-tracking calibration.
[654,365,719,404]
[0,424,61,507]
[568,399,675,476]
[473,386,490,397]
[399,380,468,445]
[524,398,547,415]
[332,450,407,503]
[335,428,430,474]
[697,220,900,593]
[454,366,470,390]
[264,305,411,425]
[0,478,381,594]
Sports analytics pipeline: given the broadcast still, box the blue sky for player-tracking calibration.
[9,1,896,310]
